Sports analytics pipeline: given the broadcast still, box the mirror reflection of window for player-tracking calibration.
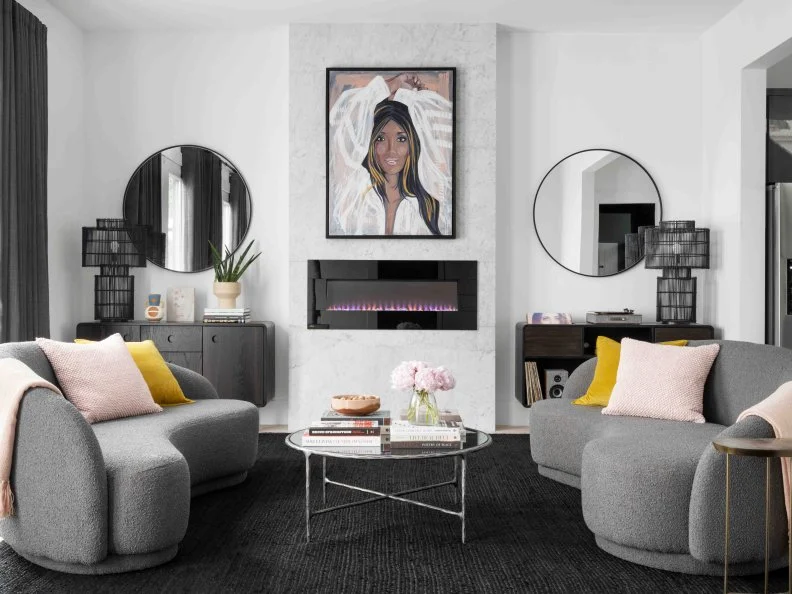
[166,172,190,271]
[123,145,252,273]
[222,199,232,254]
[221,163,233,253]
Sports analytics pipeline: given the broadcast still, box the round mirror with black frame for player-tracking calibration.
[122,145,252,273]
[533,149,662,277]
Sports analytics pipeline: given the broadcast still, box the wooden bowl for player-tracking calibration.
[330,394,381,416]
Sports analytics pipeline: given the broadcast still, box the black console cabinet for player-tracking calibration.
[514,321,715,407]
[76,321,275,406]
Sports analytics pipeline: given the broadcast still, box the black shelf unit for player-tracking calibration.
[514,321,715,407]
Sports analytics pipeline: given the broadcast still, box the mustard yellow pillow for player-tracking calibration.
[75,339,193,406]
[572,336,687,407]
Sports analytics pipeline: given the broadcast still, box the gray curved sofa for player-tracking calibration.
[531,339,791,575]
[0,341,260,574]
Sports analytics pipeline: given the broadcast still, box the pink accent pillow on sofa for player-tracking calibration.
[601,338,720,423]
[36,334,162,424]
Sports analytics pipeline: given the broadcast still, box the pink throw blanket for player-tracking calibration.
[0,358,62,518]
[738,381,792,521]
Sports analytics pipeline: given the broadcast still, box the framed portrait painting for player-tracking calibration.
[326,67,456,239]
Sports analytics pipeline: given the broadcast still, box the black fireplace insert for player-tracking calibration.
[308,260,477,330]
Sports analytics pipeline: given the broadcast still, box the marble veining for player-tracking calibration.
[288,23,497,431]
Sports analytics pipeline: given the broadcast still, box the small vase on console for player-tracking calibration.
[144,293,164,321]
[213,282,241,309]
[209,239,262,309]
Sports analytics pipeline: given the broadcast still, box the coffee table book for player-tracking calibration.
[320,410,391,425]
[391,420,463,449]
[390,441,463,450]
[397,409,463,423]
[300,432,390,447]
[308,425,385,436]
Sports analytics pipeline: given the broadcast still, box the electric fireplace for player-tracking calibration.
[308,260,477,330]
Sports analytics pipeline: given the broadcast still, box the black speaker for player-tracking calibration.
[545,369,569,399]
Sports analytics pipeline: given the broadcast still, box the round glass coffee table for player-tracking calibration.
[286,429,491,544]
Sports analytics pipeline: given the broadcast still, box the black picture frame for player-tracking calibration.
[326,67,457,239]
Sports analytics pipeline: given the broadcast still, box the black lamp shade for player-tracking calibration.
[82,219,147,269]
[644,220,710,270]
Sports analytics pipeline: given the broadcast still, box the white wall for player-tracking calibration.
[767,52,792,88]
[700,0,792,344]
[496,31,704,425]
[17,0,88,341]
[289,24,497,432]
[83,28,290,423]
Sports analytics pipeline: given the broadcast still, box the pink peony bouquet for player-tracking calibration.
[392,361,455,425]
[391,361,456,394]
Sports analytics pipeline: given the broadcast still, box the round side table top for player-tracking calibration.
[712,437,792,457]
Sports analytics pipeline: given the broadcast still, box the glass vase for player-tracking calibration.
[407,389,440,426]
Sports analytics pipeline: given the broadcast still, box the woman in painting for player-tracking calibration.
[328,73,453,236]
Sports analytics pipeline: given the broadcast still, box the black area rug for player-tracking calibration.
[0,434,786,593]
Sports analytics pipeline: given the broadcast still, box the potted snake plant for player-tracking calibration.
[209,240,262,309]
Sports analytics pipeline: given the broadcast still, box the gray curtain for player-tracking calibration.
[0,0,49,341]
[124,156,163,266]
[229,170,248,246]
[182,147,221,270]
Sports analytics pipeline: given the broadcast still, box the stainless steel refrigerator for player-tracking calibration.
[766,183,792,347]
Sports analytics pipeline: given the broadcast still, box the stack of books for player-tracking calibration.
[390,419,464,451]
[203,308,251,324]
[301,410,391,451]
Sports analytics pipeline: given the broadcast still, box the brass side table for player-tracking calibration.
[713,437,792,594]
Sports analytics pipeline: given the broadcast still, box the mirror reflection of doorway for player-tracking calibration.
[598,243,619,275]
[597,203,656,274]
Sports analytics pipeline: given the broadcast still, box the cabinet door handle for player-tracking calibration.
[211,335,218,343]
[167,335,174,343]
[123,334,130,341]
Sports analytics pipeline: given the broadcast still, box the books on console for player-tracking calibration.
[203,308,251,324]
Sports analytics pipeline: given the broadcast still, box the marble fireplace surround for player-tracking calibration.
[288,23,496,432]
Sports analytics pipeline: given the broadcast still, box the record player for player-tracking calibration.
[586,309,642,324]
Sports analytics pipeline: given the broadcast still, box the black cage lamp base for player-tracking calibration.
[94,266,134,322]
[656,268,697,324]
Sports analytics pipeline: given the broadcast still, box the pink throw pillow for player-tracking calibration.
[602,338,720,423]
[36,334,162,424]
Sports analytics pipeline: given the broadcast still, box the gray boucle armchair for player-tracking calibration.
[0,341,260,574]
[531,340,791,575]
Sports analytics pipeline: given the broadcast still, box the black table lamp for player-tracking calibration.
[644,220,710,324]
[82,218,147,321]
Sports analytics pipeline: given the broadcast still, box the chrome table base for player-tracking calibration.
[302,453,468,543]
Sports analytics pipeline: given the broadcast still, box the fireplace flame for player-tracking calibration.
[327,301,458,312]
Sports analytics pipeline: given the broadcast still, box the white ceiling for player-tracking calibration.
[48,0,743,33]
